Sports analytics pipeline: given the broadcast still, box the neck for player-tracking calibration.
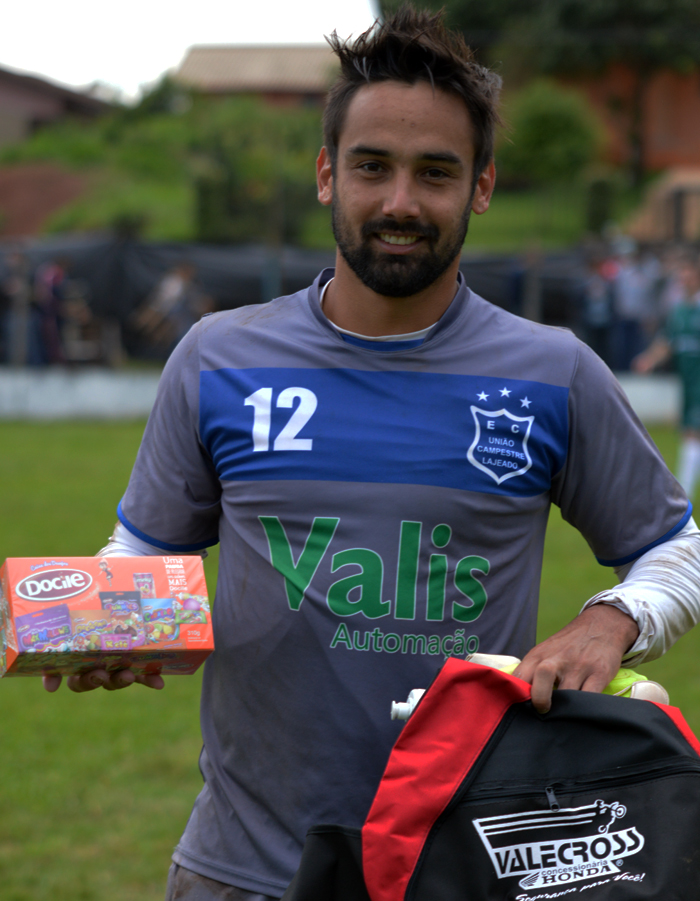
[322,250,460,337]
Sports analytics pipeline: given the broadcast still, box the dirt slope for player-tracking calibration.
[0,163,86,238]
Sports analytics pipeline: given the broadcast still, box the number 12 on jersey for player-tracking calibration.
[244,387,318,452]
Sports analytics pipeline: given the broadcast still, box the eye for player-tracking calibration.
[358,161,385,174]
[424,167,450,180]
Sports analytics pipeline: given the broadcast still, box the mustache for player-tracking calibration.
[360,219,440,242]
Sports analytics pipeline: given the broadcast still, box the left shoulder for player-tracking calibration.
[459,290,591,387]
[466,290,580,346]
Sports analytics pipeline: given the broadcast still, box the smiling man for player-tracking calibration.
[319,54,495,335]
[319,79,494,327]
[43,7,700,901]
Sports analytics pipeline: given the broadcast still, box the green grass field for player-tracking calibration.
[0,421,697,900]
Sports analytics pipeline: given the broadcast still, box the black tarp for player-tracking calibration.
[0,234,586,340]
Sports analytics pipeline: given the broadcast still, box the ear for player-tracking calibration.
[471,160,496,215]
[317,146,333,207]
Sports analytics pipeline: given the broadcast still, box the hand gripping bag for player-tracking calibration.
[281,657,700,901]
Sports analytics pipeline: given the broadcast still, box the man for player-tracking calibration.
[634,259,700,498]
[44,8,700,900]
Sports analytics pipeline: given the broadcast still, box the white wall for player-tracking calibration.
[0,368,682,424]
[0,368,160,419]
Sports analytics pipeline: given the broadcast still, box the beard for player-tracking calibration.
[332,201,472,298]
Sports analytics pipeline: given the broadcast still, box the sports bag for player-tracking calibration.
[282,657,700,900]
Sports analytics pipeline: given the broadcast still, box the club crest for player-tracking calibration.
[467,406,534,485]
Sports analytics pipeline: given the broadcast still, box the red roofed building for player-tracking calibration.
[0,65,109,148]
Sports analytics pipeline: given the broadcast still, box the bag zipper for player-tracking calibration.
[545,784,560,810]
[461,757,700,809]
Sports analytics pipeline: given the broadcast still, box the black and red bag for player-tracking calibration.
[282,657,700,900]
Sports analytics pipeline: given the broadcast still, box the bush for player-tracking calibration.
[496,79,603,185]
[0,80,323,246]
[190,96,321,245]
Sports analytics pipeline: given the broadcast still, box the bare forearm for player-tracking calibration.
[632,337,671,373]
[514,605,639,713]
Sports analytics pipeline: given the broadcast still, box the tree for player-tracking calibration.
[381,0,539,63]
[190,97,320,245]
[496,80,601,186]
[529,0,700,184]
[381,0,700,182]
[0,82,323,245]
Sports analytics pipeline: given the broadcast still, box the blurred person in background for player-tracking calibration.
[0,264,10,363]
[581,254,615,368]
[638,248,666,337]
[0,251,32,365]
[658,247,695,316]
[131,262,214,355]
[33,258,68,365]
[611,247,658,371]
[634,259,700,499]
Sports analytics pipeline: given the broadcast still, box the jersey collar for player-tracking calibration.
[307,268,470,353]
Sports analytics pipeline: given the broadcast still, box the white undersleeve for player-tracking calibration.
[582,517,700,665]
[97,522,207,558]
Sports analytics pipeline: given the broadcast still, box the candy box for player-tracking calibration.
[0,556,214,677]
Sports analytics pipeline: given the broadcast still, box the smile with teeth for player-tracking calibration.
[378,233,422,245]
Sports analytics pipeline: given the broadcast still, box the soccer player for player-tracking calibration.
[634,259,700,499]
[44,9,700,900]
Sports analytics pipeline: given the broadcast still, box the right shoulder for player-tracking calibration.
[196,292,313,344]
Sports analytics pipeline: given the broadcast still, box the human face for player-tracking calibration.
[680,264,700,298]
[317,81,494,299]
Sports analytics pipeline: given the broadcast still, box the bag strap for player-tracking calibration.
[362,658,531,901]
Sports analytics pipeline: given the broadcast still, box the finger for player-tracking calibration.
[512,652,544,685]
[102,669,137,691]
[42,674,62,692]
[66,669,111,692]
[529,663,559,714]
[135,673,165,690]
[512,663,533,683]
[580,672,613,694]
[557,670,591,691]
[558,660,613,694]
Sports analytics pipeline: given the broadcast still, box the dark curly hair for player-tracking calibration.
[323,5,502,186]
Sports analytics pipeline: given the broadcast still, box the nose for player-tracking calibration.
[381,169,420,221]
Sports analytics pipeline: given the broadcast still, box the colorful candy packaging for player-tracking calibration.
[16,604,72,653]
[174,593,210,625]
[141,598,178,644]
[69,610,111,651]
[132,573,156,599]
[0,557,214,677]
[100,591,146,648]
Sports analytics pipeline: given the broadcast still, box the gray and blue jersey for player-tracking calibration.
[120,270,689,895]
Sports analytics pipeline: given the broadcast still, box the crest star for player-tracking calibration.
[477,391,489,401]
[520,397,532,408]
[499,387,511,397]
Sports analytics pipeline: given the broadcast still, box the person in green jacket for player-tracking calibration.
[634,260,700,498]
